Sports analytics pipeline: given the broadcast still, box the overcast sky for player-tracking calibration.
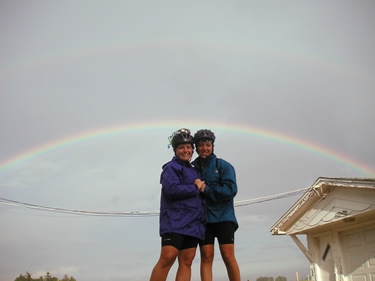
[1,1,374,281]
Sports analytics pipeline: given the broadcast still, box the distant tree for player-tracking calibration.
[61,275,76,281]
[43,272,58,281]
[15,272,33,281]
[275,276,287,281]
[14,272,76,281]
[256,277,274,281]
[14,274,27,281]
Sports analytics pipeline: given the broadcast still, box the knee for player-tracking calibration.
[179,254,194,266]
[179,258,193,267]
[222,253,237,265]
[178,249,196,267]
[159,253,177,268]
[200,251,214,263]
[158,256,176,268]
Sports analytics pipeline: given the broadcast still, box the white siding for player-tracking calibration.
[340,226,375,281]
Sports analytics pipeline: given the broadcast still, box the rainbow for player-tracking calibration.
[0,121,374,177]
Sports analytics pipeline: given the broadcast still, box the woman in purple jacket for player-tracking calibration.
[149,128,206,281]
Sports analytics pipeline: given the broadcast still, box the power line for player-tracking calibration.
[0,187,309,217]
[0,197,159,217]
[234,187,309,207]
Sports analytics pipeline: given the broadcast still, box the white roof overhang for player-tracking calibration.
[270,177,375,235]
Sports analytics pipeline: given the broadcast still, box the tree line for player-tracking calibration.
[255,277,287,281]
[14,272,76,281]
[254,277,310,281]
[15,272,310,281]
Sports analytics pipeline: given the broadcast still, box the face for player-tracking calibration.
[196,141,213,158]
[175,143,193,161]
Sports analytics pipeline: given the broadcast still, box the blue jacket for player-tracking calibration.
[192,154,238,229]
[159,156,206,240]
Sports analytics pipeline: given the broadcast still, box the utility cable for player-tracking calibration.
[0,187,310,217]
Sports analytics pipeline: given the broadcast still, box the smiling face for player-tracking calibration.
[196,141,213,159]
[175,143,194,161]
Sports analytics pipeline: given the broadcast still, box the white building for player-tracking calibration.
[270,177,375,281]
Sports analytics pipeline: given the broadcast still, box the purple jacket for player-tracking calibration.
[159,156,206,240]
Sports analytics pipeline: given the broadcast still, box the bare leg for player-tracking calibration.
[200,244,214,281]
[219,244,240,281]
[175,247,197,281]
[150,246,179,281]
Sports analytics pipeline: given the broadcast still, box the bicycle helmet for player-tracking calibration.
[169,128,194,149]
[193,129,215,145]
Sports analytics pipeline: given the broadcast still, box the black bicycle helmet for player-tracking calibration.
[193,129,215,145]
[169,128,194,149]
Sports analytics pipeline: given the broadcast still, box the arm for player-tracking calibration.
[202,161,237,202]
[161,164,200,200]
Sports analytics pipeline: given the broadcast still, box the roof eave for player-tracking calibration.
[270,177,375,235]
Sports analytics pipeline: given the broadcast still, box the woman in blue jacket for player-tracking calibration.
[149,128,206,281]
[192,129,240,281]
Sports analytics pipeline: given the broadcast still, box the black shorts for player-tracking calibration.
[200,222,236,246]
[161,233,200,250]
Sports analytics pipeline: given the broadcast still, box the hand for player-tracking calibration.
[198,182,206,192]
[194,179,206,192]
